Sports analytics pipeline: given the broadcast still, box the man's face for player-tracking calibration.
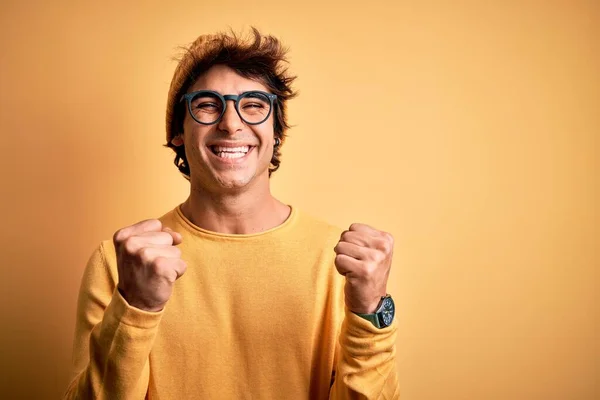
[176,65,276,191]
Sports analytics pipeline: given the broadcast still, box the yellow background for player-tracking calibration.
[1,1,598,398]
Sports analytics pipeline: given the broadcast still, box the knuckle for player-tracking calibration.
[137,247,152,263]
[113,227,128,244]
[356,263,370,278]
[166,271,178,284]
[385,232,394,246]
[372,249,387,264]
[140,219,162,233]
[166,233,177,246]
[157,230,172,241]
[152,256,168,272]
[148,219,162,230]
[369,261,380,273]
[384,240,394,254]
[376,236,393,254]
[172,246,182,258]
[382,242,392,255]
[360,263,375,277]
[123,238,138,255]
[179,259,188,273]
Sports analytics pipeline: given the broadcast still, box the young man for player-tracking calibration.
[65,29,399,399]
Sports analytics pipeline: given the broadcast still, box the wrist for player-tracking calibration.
[118,286,165,312]
[347,293,387,314]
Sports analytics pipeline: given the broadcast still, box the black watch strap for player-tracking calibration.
[354,311,382,328]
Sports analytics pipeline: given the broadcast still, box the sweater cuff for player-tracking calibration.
[104,288,164,329]
[340,307,397,358]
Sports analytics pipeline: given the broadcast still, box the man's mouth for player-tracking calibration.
[209,145,252,159]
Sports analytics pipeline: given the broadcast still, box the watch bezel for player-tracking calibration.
[376,295,395,328]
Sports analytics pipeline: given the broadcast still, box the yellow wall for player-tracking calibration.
[0,1,598,398]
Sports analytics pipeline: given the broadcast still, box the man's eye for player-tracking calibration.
[243,102,265,109]
[195,102,221,111]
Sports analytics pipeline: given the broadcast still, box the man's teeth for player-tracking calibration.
[212,145,250,159]
[218,152,246,159]
[214,146,249,153]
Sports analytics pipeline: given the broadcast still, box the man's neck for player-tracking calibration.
[180,182,291,235]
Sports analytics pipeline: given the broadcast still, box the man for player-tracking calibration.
[64,28,400,399]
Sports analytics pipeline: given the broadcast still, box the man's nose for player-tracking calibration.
[217,100,244,134]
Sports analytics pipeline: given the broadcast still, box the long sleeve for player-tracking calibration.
[329,308,400,400]
[63,242,163,400]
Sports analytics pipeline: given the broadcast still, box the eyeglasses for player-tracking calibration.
[180,90,277,126]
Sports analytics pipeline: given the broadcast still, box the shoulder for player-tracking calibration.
[293,208,344,247]
[156,206,180,227]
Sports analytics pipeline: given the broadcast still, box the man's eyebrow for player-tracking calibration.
[192,87,267,93]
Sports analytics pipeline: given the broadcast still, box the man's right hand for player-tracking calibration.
[113,219,187,312]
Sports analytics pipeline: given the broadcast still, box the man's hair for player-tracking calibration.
[165,27,297,179]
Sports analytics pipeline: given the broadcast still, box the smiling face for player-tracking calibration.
[173,65,276,192]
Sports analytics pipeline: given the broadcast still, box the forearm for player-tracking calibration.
[64,289,162,399]
[329,308,400,400]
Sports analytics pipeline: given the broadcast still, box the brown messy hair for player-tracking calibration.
[164,27,297,180]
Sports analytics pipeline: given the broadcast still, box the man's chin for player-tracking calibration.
[213,172,255,190]
[191,164,266,192]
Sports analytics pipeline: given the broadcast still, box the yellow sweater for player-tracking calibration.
[64,206,399,399]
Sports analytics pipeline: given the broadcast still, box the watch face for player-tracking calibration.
[379,297,395,327]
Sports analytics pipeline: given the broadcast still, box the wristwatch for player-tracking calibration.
[354,295,395,329]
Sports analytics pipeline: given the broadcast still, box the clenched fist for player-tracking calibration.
[334,223,394,314]
[113,219,187,312]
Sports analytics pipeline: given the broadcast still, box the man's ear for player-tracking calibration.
[171,135,184,146]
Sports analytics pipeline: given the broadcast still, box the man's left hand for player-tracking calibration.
[334,223,394,314]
